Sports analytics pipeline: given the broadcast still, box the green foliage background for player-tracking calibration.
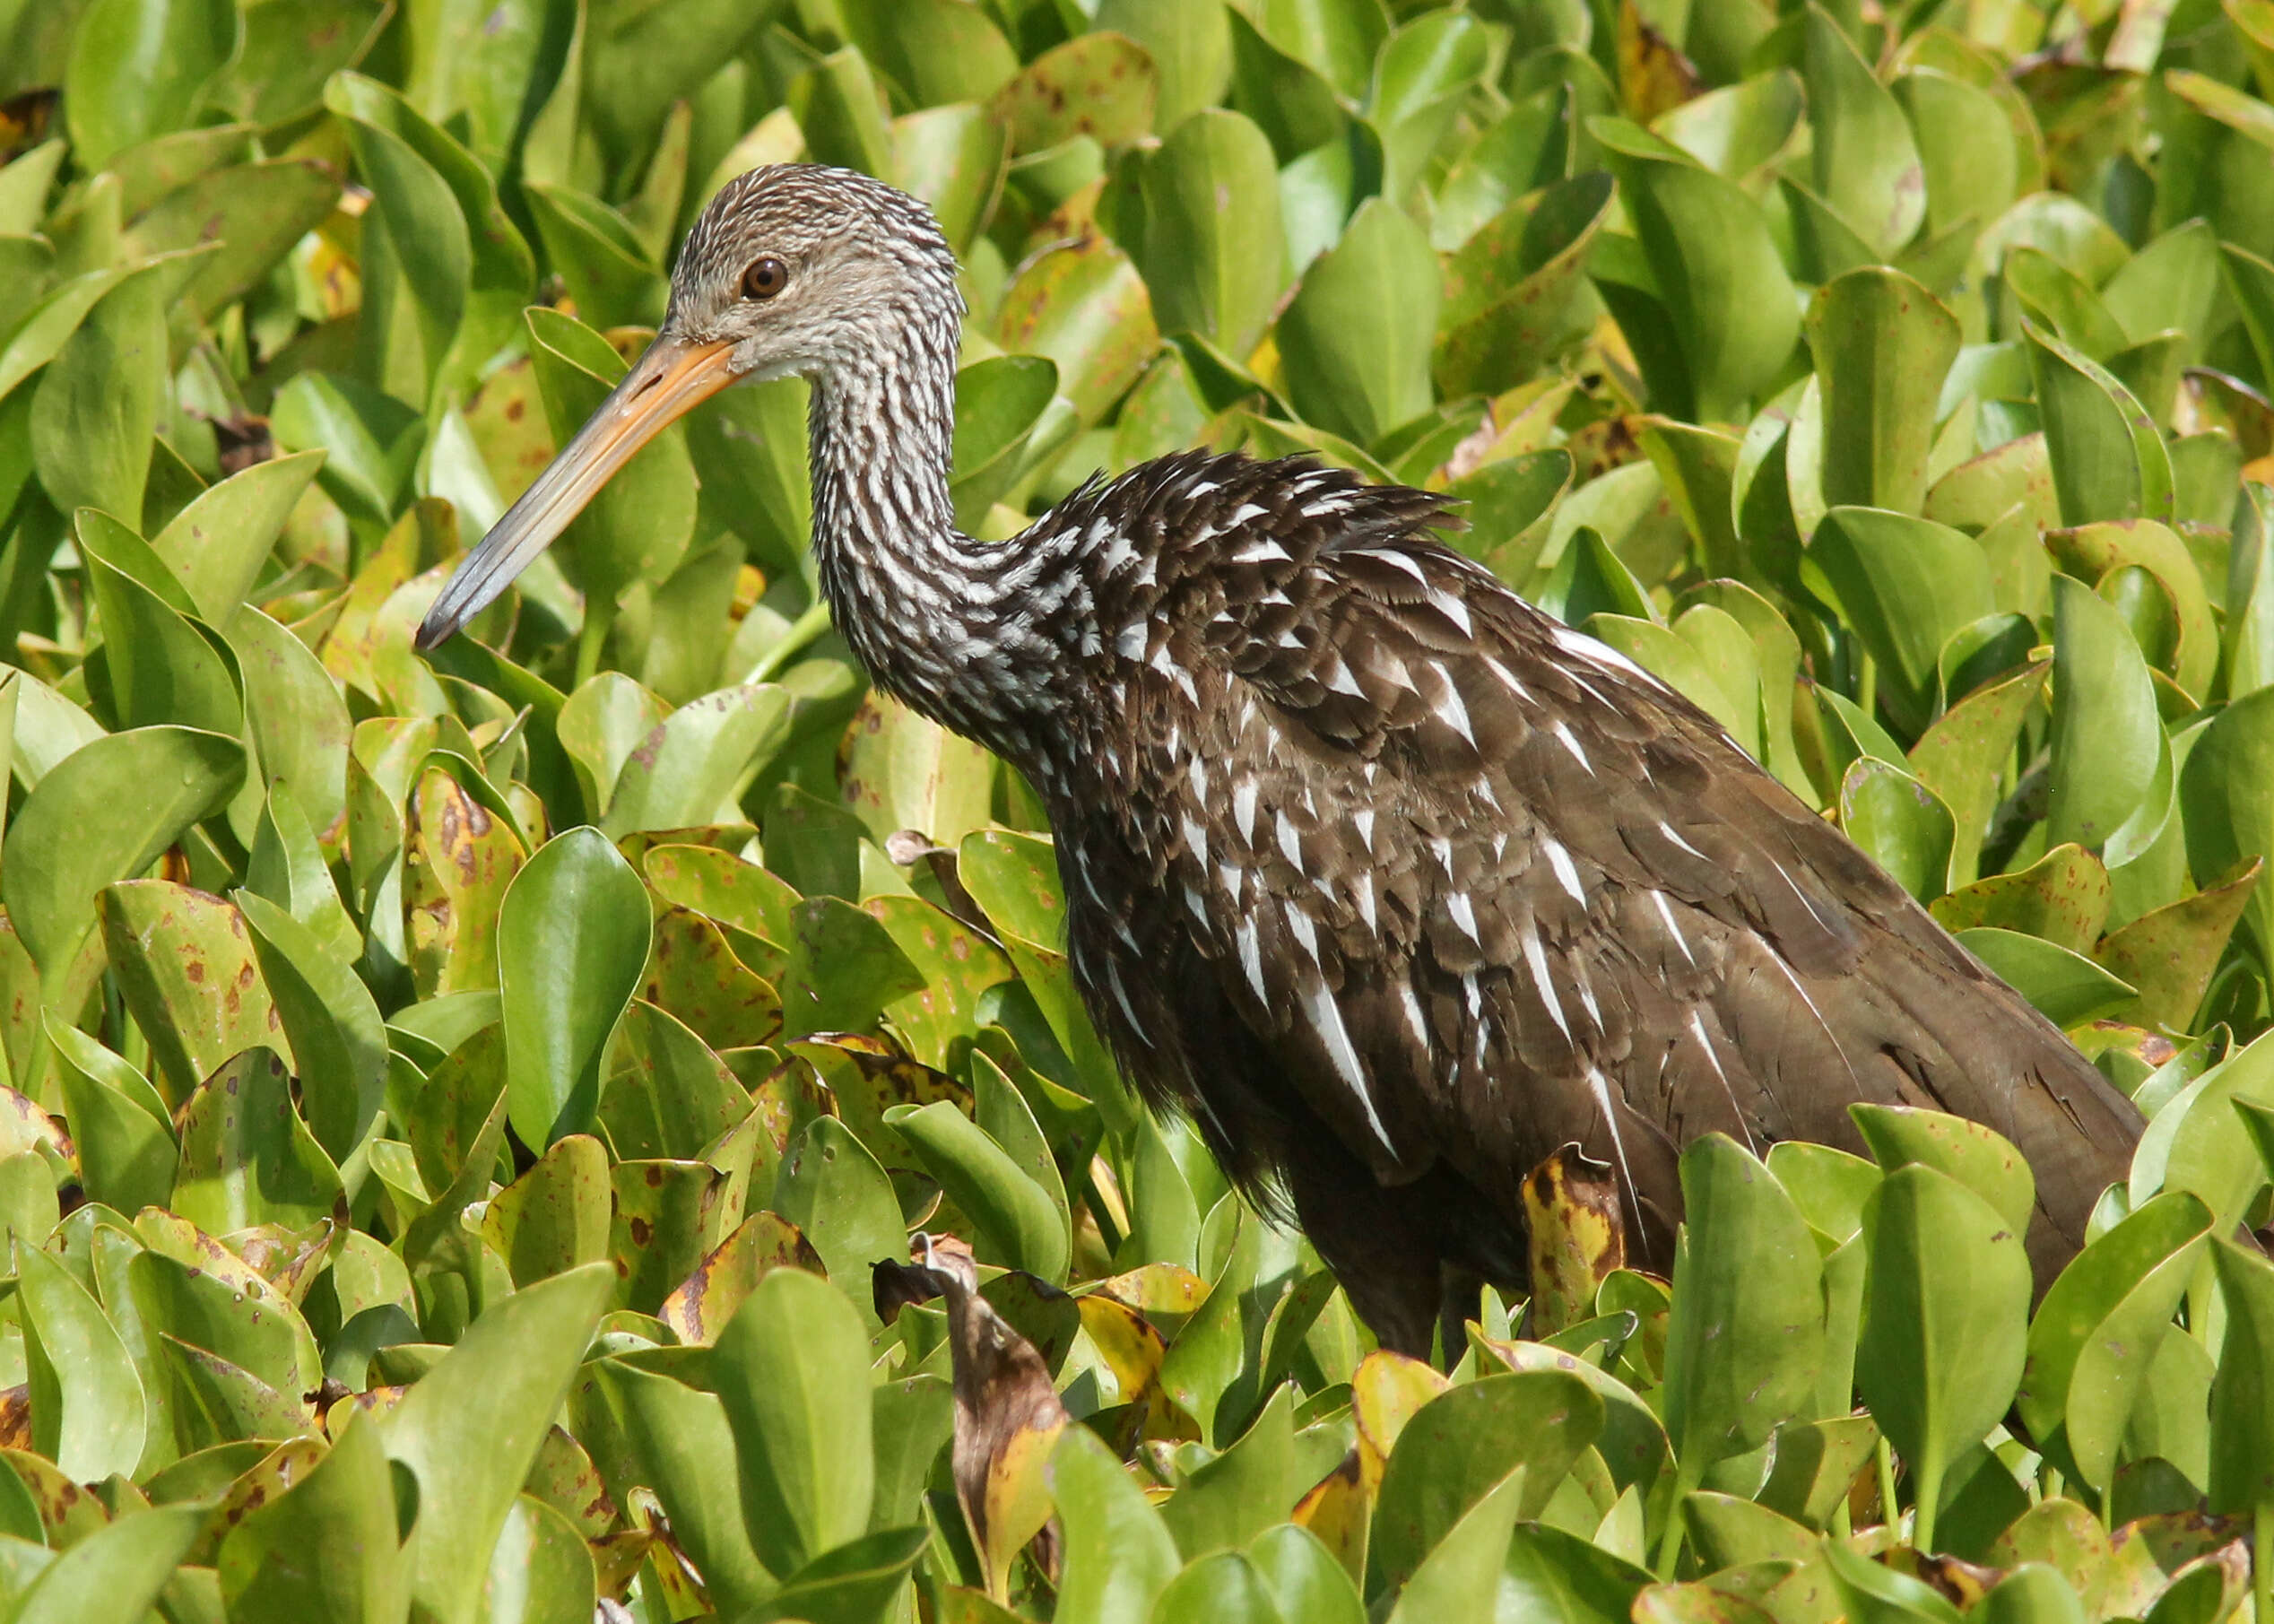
[2,0,2274,1619]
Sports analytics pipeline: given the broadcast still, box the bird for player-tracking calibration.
[418,164,2144,1356]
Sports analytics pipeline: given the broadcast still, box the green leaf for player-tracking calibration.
[1838,757,1955,902]
[16,1241,145,1482]
[778,897,924,1042]
[597,1359,777,1616]
[481,1133,612,1288]
[716,1266,875,1577]
[1368,1370,1603,1595]
[99,881,278,1107]
[171,1046,343,1233]
[2208,1238,2274,1515]
[28,258,169,524]
[218,1408,405,1624]
[1138,109,1285,360]
[234,888,387,1163]
[988,30,1156,153]
[602,684,790,838]
[123,156,343,326]
[2180,686,2274,966]
[1856,1165,2032,1552]
[62,0,239,168]
[994,234,1161,429]
[497,827,652,1147]
[1662,1136,1825,1498]
[2019,1190,2209,1494]
[7,1503,202,1624]
[1802,4,1925,256]
[772,1117,905,1320]
[2024,319,2174,528]
[1810,508,1994,733]
[1950,929,2137,1028]
[1592,117,1799,422]
[1909,663,2049,887]
[82,533,245,738]
[381,1264,614,1624]
[1849,1106,2035,1236]
[1050,1424,1182,1624]
[2047,574,2163,854]
[0,725,244,984]
[1276,198,1439,447]
[887,1102,1069,1282]
[1806,268,1960,517]
[1382,1463,1529,1624]
[46,1019,174,1215]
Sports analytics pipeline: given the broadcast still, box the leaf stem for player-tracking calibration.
[575,597,615,689]
[2257,1500,2272,1624]
[1876,1437,1901,1543]
[744,595,834,684]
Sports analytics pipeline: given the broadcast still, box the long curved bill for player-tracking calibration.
[414,334,738,650]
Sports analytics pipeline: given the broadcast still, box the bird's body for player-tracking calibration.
[421,165,2144,1354]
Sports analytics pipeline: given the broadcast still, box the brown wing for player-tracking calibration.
[1105,461,2138,1283]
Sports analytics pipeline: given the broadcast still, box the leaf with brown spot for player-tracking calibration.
[864,893,1017,1071]
[405,764,527,998]
[791,1033,971,1175]
[1293,1447,1368,1587]
[1352,1350,1451,1502]
[658,1211,826,1344]
[321,499,457,700]
[641,841,800,946]
[525,1423,619,1540]
[2094,857,2262,1032]
[169,1048,344,1235]
[481,1133,612,1288]
[1,1448,110,1544]
[182,1434,326,1565]
[1930,843,2112,954]
[1618,0,1702,123]
[989,30,1159,153]
[609,1159,728,1315]
[99,881,280,1107]
[603,1000,756,1163]
[161,1334,319,1450]
[1523,1143,1629,1337]
[223,1219,338,1306]
[643,906,783,1051]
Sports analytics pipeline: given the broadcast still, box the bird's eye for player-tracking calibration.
[742,257,788,300]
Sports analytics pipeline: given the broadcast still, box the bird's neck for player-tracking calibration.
[805,319,1088,766]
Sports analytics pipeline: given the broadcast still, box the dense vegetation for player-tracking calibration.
[3,0,2274,1619]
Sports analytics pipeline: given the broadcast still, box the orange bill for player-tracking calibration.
[415,334,737,650]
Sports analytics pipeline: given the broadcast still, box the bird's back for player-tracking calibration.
[1029,450,2139,1333]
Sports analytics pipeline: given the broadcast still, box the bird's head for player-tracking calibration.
[415,164,958,650]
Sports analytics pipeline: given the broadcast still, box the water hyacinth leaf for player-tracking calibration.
[523,181,666,333]
[2208,1238,2274,1518]
[989,30,1158,153]
[128,1245,315,1397]
[480,1133,611,1288]
[29,259,169,530]
[1,725,245,982]
[1807,268,1960,517]
[16,1242,145,1483]
[171,1047,343,1233]
[596,1359,776,1616]
[6,1503,203,1624]
[217,1409,404,1624]
[380,1263,613,1624]
[99,881,278,1106]
[1857,1165,2031,1552]
[657,1211,824,1346]
[2047,575,2162,855]
[229,604,353,839]
[887,1103,1067,1282]
[405,765,526,999]
[602,683,791,837]
[2019,1190,2209,1493]
[1050,1423,1181,1624]
[2180,686,2274,965]
[2095,859,2262,1034]
[773,1117,905,1317]
[82,552,243,739]
[1838,758,1956,902]
[2025,321,2174,528]
[1138,109,1284,360]
[777,896,924,1042]
[1368,1369,1603,1594]
[1810,508,1994,731]
[1910,663,2048,889]
[124,155,343,324]
[497,827,651,1147]
[1949,929,2135,1029]
[950,354,1059,526]
[1661,1134,1824,1542]
[236,890,387,1164]
[1850,1106,2035,1236]
[1275,198,1439,447]
[994,234,1160,429]
[63,0,239,167]
[46,1019,174,1214]
[716,1264,874,1578]
[1593,117,1799,423]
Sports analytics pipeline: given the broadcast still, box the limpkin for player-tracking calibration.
[419,165,2143,1354]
